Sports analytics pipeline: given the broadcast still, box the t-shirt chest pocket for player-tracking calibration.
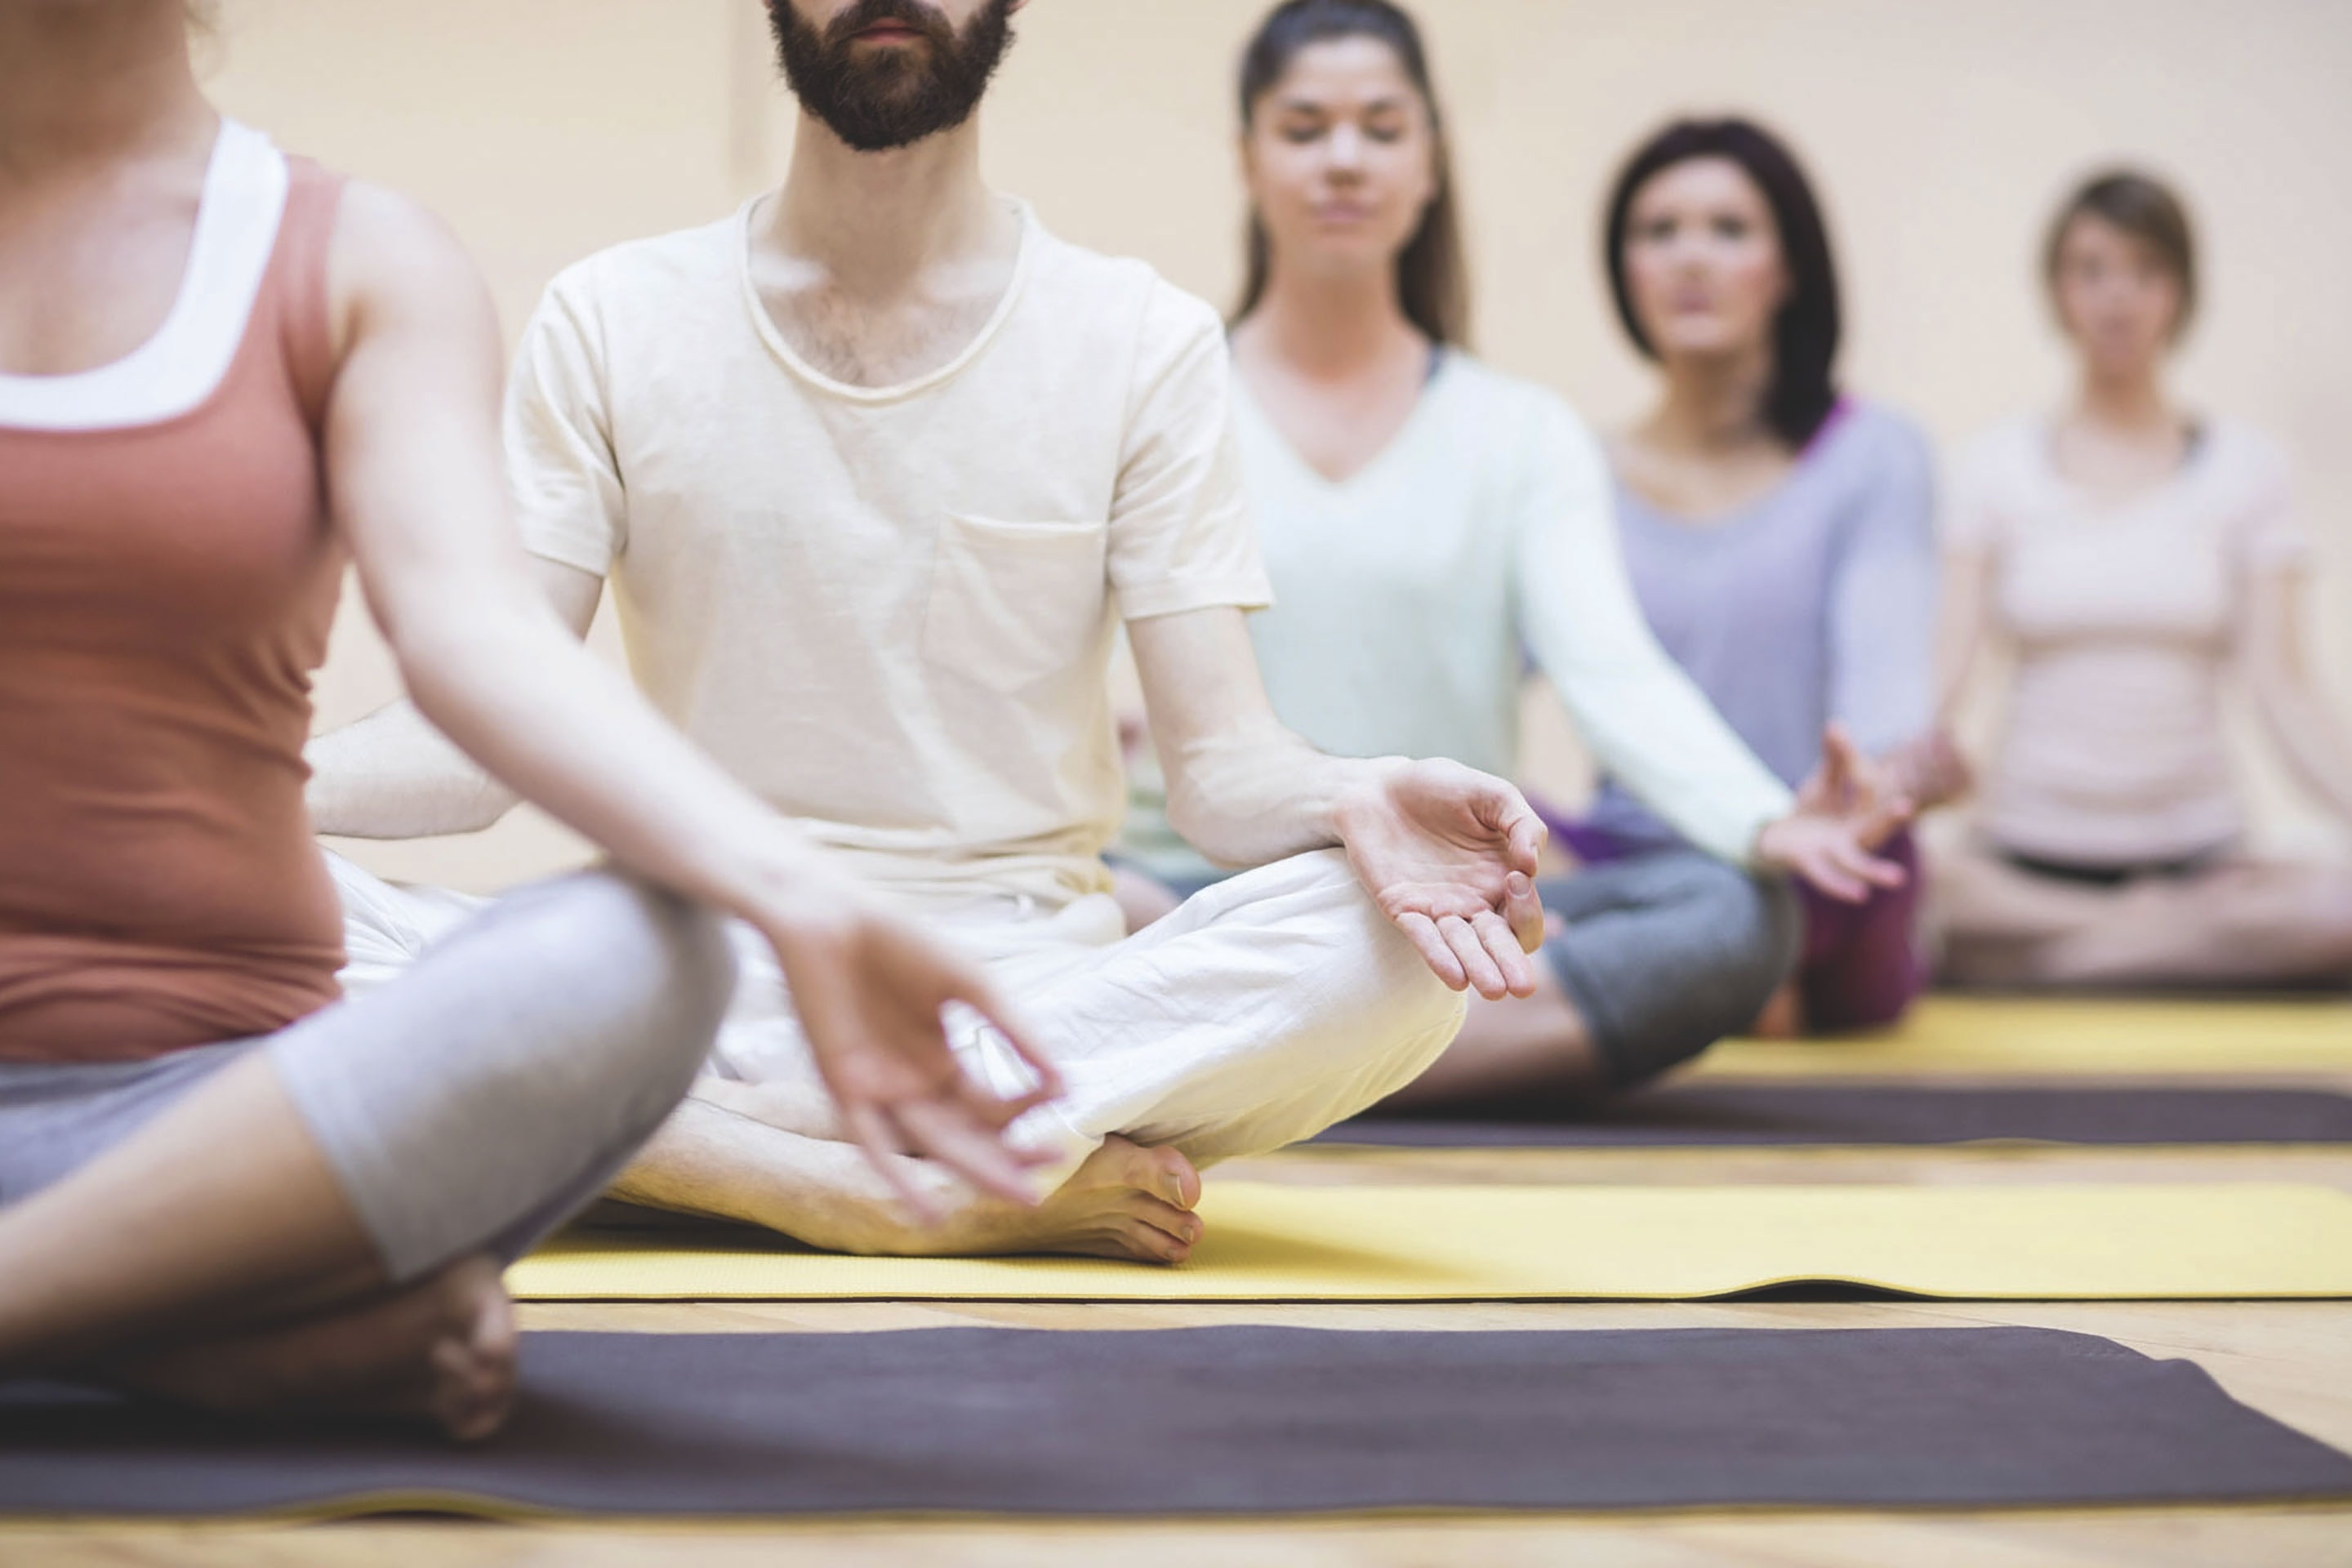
[922,513,1111,691]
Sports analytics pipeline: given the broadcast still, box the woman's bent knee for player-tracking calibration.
[1557,858,1799,1089]
[556,870,737,1076]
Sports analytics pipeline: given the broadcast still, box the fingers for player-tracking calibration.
[895,1098,1049,1209]
[1841,840,1909,892]
[1503,870,1547,955]
[1796,839,1908,904]
[1441,914,1509,1000]
[956,977,1066,1109]
[1470,907,1538,998]
[1396,910,1467,990]
[842,1102,946,1225]
[1503,804,1547,876]
[1817,722,1859,807]
[1799,856,1869,904]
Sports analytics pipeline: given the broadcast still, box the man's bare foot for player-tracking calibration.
[95,1254,519,1441]
[906,1135,1204,1264]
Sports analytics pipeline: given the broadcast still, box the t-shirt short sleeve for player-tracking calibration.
[1941,425,2018,556]
[1104,283,1272,621]
[505,268,627,578]
[2229,427,2312,571]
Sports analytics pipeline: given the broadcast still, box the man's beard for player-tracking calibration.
[768,0,1016,154]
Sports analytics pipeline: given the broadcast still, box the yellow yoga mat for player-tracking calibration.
[1690,996,2352,1079]
[509,1182,2352,1303]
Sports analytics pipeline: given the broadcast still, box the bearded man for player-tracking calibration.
[307,0,1556,1260]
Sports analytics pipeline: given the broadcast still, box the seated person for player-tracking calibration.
[1,1,1046,1440]
[1932,170,2352,987]
[308,0,1551,1265]
[1117,4,1910,1112]
[1565,117,1969,1035]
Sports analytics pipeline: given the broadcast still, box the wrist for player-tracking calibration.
[726,833,862,933]
[1325,756,1411,847]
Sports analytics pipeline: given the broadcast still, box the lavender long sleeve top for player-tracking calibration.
[1582,399,1940,851]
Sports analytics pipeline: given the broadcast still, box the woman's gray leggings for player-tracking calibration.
[0,870,733,1284]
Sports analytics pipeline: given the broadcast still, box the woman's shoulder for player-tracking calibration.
[1951,412,2051,492]
[2199,416,2292,488]
[1815,392,1928,472]
[1433,352,1604,455]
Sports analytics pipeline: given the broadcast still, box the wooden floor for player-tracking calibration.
[11,1070,2352,1564]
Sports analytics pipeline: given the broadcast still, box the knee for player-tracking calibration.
[1674,858,1802,1019]
[1272,849,1468,1058]
[540,870,737,1085]
[1577,858,1799,1089]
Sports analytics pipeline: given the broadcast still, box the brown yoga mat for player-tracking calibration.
[4,1325,2349,1517]
[1316,1083,2352,1149]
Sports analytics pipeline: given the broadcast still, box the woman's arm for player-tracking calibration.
[1931,545,1998,728]
[319,180,1055,1208]
[1824,418,1969,811]
[1512,403,1794,863]
[2243,564,2352,826]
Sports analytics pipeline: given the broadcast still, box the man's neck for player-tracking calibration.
[0,2,212,182]
[762,112,1000,298]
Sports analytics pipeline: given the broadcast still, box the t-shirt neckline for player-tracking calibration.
[2029,411,2221,517]
[1233,345,1461,495]
[734,194,1039,405]
[1613,396,1858,538]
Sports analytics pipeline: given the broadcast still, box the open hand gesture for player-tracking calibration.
[1335,758,1550,1000]
[751,884,1063,1220]
[1753,723,1913,903]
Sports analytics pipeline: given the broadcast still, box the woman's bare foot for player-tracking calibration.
[94,1254,519,1441]
[1748,981,1806,1039]
[906,1135,1205,1264]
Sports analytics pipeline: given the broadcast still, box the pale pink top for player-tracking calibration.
[1949,415,2310,866]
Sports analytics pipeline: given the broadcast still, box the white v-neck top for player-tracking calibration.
[1123,353,1793,878]
[0,119,287,430]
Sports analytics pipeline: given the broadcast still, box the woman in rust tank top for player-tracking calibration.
[0,2,1058,1438]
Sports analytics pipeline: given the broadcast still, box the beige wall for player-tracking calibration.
[207,0,2352,891]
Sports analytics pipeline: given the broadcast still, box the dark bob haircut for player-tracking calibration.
[1603,118,1842,448]
[2044,168,2198,337]
[1233,0,1468,346]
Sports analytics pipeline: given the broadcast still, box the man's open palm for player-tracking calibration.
[1338,759,1549,1000]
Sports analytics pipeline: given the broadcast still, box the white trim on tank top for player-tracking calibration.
[0,120,289,432]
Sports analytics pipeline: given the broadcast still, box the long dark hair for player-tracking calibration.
[1232,0,1468,345]
[1603,118,1842,448]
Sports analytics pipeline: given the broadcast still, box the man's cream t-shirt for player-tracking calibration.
[506,200,1271,909]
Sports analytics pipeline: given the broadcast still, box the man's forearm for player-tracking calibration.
[1163,725,1393,869]
[305,698,522,839]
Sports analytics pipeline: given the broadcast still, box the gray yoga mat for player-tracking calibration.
[1316,1083,2352,1148]
[5,1325,2350,1517]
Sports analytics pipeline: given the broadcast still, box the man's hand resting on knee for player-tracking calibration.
[1131,608,1548,1002]
[1331,758,1550,1000]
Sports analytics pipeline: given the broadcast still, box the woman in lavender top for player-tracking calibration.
[1562,118,1968,1032]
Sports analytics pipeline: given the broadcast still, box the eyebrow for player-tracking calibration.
[1272,93,1412,115]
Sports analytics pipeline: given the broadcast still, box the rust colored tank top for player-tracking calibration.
[0,127,350,1062]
